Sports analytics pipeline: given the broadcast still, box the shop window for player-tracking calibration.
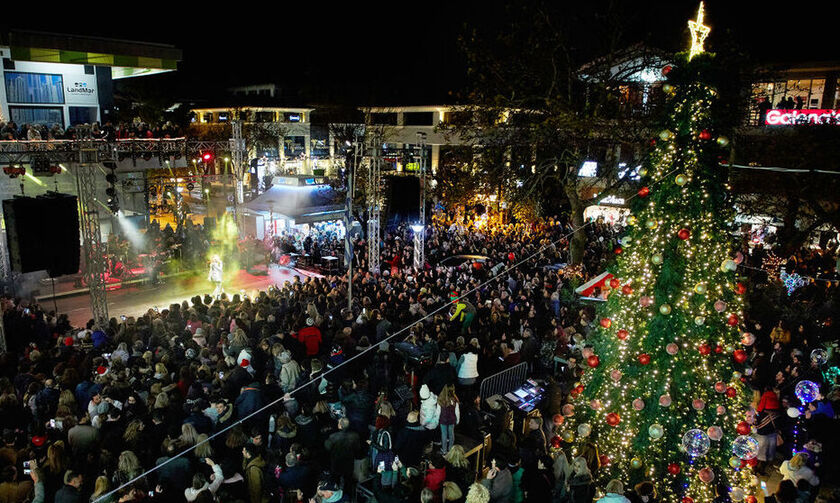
[255,111,275,122]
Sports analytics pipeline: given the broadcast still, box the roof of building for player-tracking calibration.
[1,29,181,79]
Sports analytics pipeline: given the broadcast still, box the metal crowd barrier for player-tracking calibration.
[478,362,528,403]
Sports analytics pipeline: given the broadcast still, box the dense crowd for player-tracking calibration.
[0,121,183,141]
[0,214,836,503]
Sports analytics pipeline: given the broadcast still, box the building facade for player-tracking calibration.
[0,30,181,129]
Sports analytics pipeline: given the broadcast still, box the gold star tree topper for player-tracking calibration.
[688,1,711,60]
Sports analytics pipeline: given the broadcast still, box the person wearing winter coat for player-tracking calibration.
[436,385,460,455]
[394,411,428,468]
[481,456,512,503]
[779,453,819,486]
[278,351,301,393]
[522,455,554,503]
[419,385,440,432]
[597,480,632,503]
[184,458,224,502]
[457,349,479,387]
[242,444,268,503]
[568,457,595,503]
[370,415,397,489]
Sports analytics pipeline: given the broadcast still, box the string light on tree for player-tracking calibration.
[561,7,754,501]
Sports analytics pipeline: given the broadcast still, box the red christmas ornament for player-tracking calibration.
[550,435,563,448]
[727,314,740,326]
[606,412,621,427]
[726,387,737,398]
[587,355,600,368]
[677,228,691,240]
[667,462,681,475]
[734,282,747,295]
[600,318,612,329]
[715,345,724,354]
[699,129,712,140]
[746,496,758,503]
[570,389,580,399]
[614,246,623,255]
[638,186,650,198]
[682,498,695,503]
[575,385,585,394]
[649,138,657,147]
[622,285,634,296]
[740,376,747,383]
[736,421,751,435]
[609,278,621,289]
[662,65,673,76]
[638,353,651,365]
[616,329,629,340]
[599,454,611,466]
[733,349,748,364]
[698,344,711,356]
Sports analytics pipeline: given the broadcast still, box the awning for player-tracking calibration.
[575,272,614,297]
[244,184,343,225]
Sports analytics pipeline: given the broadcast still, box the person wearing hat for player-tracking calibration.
[278,351,301,394]
[192,327,207,348]
[296,318,322,357]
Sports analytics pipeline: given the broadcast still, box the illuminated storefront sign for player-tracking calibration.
[765,109,840,126]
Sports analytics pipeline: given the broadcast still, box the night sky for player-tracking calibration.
[2,0,836,105]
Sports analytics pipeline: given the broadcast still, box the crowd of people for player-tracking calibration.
[0,211,835,503]
[0,121,183,142]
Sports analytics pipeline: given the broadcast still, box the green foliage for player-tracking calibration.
[563,54,753,503]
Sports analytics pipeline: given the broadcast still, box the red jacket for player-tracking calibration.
[757,390,781,412]
[296,326,322,356]
[424,466,446,492]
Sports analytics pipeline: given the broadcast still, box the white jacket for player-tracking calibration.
[184,463,223,501]
[457,352,479,379]
[779,461,819,486]
[419,384,439,430]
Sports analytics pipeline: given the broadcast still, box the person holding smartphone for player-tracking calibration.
[481,456,513,503]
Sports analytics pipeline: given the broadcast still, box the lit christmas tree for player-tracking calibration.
[557,5,758,503]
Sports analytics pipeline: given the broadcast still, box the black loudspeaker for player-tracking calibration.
[41,193,80,277]
[3,193,80,276]
[3,197,46,273]
[384,175,420,224]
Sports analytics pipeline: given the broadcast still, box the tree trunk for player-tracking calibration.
[565,180,586,264]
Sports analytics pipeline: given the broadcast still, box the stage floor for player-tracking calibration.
[53,265,321,327]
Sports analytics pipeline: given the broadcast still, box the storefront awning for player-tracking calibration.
[244,184,343,225]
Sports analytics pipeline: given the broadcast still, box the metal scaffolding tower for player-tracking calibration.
[75,145,109,325]
[367,136,382,275]
[230,121,247,227]
[413,132,427,270]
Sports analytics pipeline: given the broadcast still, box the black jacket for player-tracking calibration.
[393,424,427,467]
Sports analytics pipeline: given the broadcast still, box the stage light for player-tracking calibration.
[410,224,424,233]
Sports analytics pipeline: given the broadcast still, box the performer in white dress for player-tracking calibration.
[208,255,224,298]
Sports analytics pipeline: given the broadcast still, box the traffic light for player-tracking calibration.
[201,152,214,163]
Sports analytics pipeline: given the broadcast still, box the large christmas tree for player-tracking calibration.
[559,5,757,503]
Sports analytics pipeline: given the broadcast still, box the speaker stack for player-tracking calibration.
[3,193,80,277]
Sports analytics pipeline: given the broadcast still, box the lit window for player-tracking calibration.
[618,163,641,181]
[578,161,598,177]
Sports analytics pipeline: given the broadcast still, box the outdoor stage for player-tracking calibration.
[54,265,321,327]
